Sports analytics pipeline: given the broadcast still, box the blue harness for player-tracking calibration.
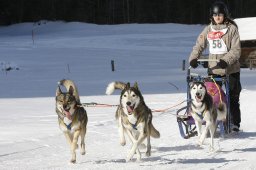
[65,122,72,130]
[195,112,204,120]
[131,123,138,130]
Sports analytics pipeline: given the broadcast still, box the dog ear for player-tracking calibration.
[125,82,130,89]
[189,82,194,88]
[133,82,139,90]
[56,85,62,96]
[68,86,74,95]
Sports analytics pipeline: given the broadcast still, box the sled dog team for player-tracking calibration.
[56,79,227,163]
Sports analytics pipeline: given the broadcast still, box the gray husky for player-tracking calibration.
[56,79,88,163]
[190,81,226,151]
[106,81,160,162]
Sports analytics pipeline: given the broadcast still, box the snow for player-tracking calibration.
[0,20,256,170]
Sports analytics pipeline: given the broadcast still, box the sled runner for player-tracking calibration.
[177,59,231,139]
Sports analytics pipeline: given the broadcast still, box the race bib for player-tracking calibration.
[207,26,228,54]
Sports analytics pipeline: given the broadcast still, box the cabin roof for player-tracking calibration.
[235,17,256,41]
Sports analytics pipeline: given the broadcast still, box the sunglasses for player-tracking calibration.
[213,13,224,17]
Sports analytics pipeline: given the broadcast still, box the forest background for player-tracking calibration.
[1,0,256,25]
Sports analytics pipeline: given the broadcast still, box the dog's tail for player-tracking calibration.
[58,79,81,103]
[106,82,127,95]
[217,102,227,121]
[150,124,160,138]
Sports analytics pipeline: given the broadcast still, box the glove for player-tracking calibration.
[201,61,208,68]
[190,59,198,68]
[217,59,228,69]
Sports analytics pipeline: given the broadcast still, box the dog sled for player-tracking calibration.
[176,59,231,139]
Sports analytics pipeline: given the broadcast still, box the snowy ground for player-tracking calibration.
[0,21,256,169]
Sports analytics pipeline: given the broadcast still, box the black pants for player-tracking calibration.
[210,72,242,128]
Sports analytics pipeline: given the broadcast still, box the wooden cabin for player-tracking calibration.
[235,17,256,68]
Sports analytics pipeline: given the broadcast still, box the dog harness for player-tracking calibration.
[57,108,75,131]
[121,112,138,130]
[131,122,138,130]
[195,111,204,120]
[66,122,72,130]
[191,102,206,120]
[63,117,72,130]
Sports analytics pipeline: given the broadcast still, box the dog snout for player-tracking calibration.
[126,101,131,106]
[196,92,200,96]
[63,104,69,110]
[63,104,67,109]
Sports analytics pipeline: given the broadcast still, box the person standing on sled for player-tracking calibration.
[188,1,242,132]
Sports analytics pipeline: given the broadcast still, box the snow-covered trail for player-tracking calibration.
[0,91,255,170]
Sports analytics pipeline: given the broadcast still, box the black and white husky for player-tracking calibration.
[190,82,227,151]
[106,81,160,162]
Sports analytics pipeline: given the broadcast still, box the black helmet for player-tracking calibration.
[210,1,229,18]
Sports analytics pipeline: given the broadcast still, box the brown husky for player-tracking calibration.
[106,81,160,162]
[55,79,88,163]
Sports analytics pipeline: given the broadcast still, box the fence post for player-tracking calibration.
[111,60,115,72]
[67,64,70,73]
[182,60,186,71]
[32,29,35,44]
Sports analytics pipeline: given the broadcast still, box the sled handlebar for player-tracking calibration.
[197,58,220,62]
[188,58,220,69]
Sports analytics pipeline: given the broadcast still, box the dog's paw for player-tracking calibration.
[209,146,215,152]
[197,140,203,146]
[136,158,142,162]
[125,158,131,163]
[70,152,76,163]
[80,143,86,155]
[120,140,126,146]
[70,158,76,164]
[120,142,126,146]
[145,151,151,157]
[81,150,86,155]
[126,153,134,162]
